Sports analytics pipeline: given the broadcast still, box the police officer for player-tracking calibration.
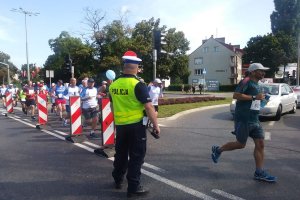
[110,51,160,198]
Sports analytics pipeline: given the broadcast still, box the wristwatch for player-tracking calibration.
[252,95,256,100]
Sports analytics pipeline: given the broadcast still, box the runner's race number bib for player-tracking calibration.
[250,100,261,111]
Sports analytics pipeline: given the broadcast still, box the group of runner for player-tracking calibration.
[0,78,111,138]
[0,75,164,139]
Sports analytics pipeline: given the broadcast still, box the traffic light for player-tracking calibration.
[64,54,72,71]
[153,30,167,55]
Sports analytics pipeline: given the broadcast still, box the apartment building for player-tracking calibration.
[188,35,244,86]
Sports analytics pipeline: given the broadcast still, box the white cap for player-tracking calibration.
[154,78,162,84]
[248,63,269,72]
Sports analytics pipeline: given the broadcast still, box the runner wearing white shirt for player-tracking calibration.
[63,78,80,126]
[80,78,99,137]
[148,78,162,116]
[0,84,6,108]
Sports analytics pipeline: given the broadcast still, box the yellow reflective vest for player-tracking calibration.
[109,76,144,125]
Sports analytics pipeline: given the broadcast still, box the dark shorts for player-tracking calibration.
[25,99,36,107]
[154,105,159,112]
[235,121,264,144]
[82,107,98,120]
[65,105,70,113]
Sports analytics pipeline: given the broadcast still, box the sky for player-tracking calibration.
[0,0,275,69]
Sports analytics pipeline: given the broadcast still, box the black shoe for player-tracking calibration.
[31,116,36,120]
[115,182,123,190]
[127,186,149,198]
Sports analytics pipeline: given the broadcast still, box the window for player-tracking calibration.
[230,56,235,63]
[194,57,203,65]
[284,85,293,93]
[214,46,219,52]
[194,69,203,75]
[203,47,209,53]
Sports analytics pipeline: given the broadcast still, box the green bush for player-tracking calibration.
[168,84,191,91]
[158,96,225,105]
[219,84,237,92]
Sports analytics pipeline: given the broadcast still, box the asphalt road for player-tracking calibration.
[0,104,299,200]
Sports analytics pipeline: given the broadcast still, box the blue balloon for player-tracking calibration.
[106,70,116,80]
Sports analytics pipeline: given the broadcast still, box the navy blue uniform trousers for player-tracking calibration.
[112,121,146,192]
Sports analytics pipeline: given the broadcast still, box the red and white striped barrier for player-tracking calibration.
[70,96,82,135]
[5,92,13,113]
[37,94,48,125]
[101,98,115,145]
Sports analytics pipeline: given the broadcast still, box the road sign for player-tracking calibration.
[46,70,54,78]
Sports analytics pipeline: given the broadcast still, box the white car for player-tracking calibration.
[291,85,300,108]
[230,83,297,120]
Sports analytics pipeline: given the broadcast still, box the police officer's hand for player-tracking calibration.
[153,124,160,135]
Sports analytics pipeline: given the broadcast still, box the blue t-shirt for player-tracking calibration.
[235,80,260,123]
[55,85,66,99]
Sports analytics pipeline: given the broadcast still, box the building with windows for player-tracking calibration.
[188,35,244,86]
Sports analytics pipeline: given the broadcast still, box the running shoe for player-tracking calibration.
[90,131,96,138]
[63,119,68,127]
[254,170,277,183]
[211,145,221,163]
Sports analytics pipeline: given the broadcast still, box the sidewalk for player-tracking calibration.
[162,91,233,98]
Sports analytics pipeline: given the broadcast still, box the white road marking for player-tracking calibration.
[265,132,271,140]
[5,113,248,200]
[74,143,95,153]
[142,169,217,200]
[268,121,275,126]
[143,163,166,173]
[8,116,36,128]
[41,129,67,141]
[108,157,166,173]
[212,189,245,200]
[83,141,101,148]
[54,130,68,136]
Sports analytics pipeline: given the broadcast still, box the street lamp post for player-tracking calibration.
[11,7,39,81]
[0,62,10,84]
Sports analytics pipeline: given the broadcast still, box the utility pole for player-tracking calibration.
[153,49,157,81]
[11,7,39,81]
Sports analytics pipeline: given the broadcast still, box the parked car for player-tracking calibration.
[291,85,300,108]
[230,83,297,121]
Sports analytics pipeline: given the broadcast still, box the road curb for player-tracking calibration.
[158,104,229,122]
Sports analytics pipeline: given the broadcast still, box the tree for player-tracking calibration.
[243,34,286,77]
[131,18,190,83]
[271,0,300,37]
[0,51,19,84]
[45,31,94,82]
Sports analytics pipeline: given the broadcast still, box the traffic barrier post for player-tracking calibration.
[36,94,48,129]
[94,97,115,158]
[65,96,86,143]
[5,92,13,116]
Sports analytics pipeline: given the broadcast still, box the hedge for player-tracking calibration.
[158,96,225,105]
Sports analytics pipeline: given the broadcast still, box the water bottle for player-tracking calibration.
[261,94,270,108]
